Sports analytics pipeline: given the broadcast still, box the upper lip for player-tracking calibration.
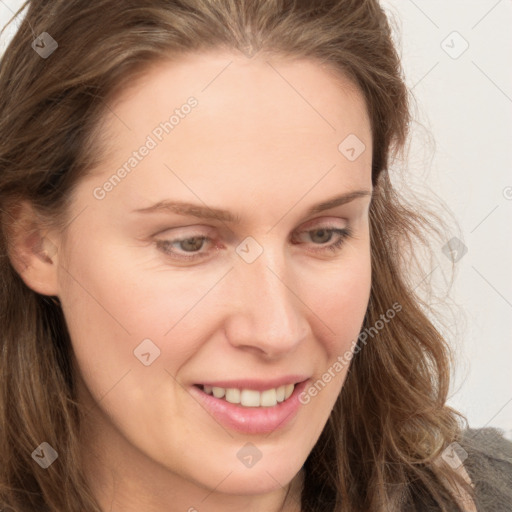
[195,375,309,391]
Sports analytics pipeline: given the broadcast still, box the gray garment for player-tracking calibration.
[458,427,512,512]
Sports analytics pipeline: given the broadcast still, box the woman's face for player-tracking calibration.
[52,52,373,506]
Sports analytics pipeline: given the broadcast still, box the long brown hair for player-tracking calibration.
[0,1,473,510]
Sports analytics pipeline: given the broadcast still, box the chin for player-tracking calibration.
[213,463,301,496]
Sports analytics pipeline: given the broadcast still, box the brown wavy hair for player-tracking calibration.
[0,1,474,510]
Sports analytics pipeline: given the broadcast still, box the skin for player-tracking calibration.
[15,51,373,511]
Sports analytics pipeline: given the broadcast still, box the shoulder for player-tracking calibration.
[457,427,512,512]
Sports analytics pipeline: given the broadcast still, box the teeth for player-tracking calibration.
[260,388,277,407]
[241,389,260,407]
[201,383,296,407]
[225,388,241,404]
[276,385,285,403]
[212,386,225,398]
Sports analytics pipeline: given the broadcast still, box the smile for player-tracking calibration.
[190,378,310,434]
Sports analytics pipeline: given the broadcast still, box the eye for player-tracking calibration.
[155,225,353,262]
[291,227,353,254]
[156,235,213,262]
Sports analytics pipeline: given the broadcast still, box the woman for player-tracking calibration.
[0,1,510,511]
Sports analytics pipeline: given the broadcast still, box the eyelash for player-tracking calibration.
[155,226,353,262]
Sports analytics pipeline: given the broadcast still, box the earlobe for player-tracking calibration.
[5,201,61,297]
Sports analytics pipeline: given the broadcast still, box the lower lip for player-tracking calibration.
[189,380,310,435]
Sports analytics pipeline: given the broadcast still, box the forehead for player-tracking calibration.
[86,52,372,212]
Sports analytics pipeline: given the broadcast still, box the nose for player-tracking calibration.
[223,241,309,358]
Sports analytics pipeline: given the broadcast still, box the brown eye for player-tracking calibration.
[176,236,207,252]
[306,228,335,244]
[156,235,213,261]
[293,227,352,254]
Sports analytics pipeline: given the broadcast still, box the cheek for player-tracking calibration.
[292,248,371,444]
[57,230,238,410]
[306,246,372,357]
[57,235,175,401]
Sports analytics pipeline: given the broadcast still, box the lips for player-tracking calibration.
[189,377,310,434]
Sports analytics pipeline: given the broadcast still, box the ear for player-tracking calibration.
[5,201,61,297]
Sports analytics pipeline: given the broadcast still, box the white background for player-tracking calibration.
[1,0,511,435]
[380,0,512,438]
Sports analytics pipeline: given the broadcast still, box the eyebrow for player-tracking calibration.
[132,189,372,223]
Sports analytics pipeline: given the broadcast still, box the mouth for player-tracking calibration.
[194,382,297,408]
[190,378,310,434]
